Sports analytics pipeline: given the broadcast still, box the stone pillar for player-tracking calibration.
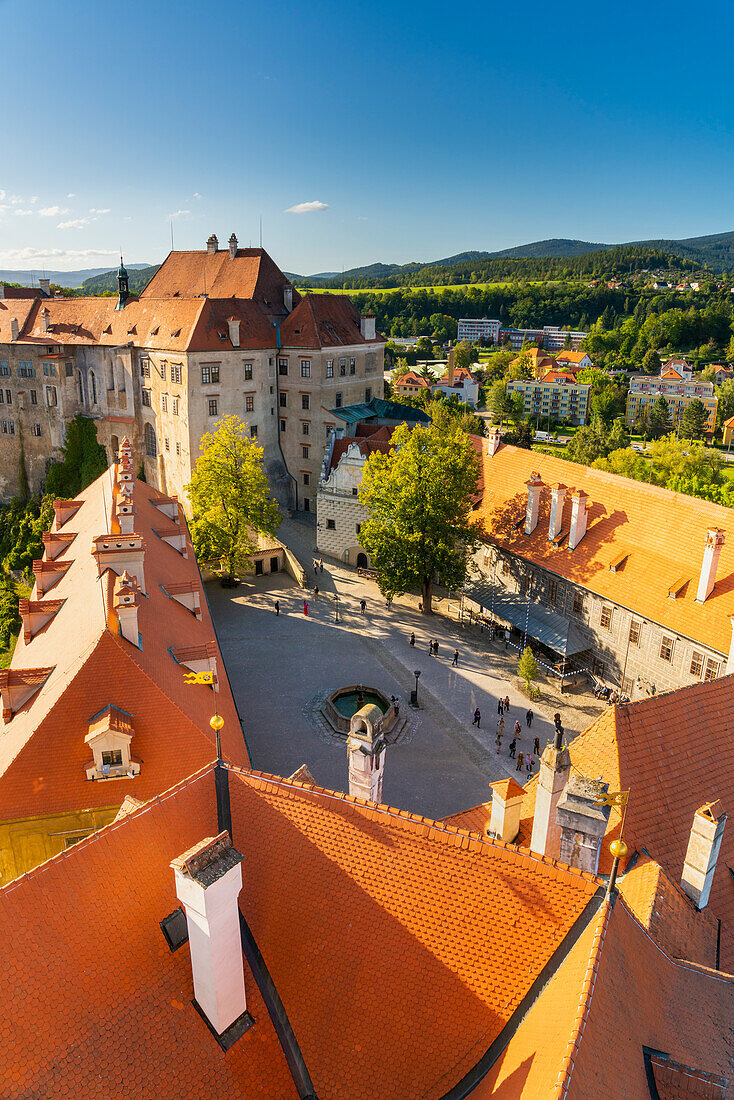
[556,776,611,875]
[530,734,571,858]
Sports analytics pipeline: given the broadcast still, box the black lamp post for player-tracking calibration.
[333,593,340,623]
[412,669,421,708]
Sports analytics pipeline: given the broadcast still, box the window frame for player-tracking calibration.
[659,634,674,662]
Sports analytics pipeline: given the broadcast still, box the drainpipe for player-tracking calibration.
[273,324,298,511]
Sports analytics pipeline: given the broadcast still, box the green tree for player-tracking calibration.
[591,384,625,426]
[593,448,650,480]
[648,395,671,439]
[505,350,533,381]
[518,646,539,692]
[642,348,662,374]
[415,336,433,357]
[454,341,474,372]
[717,378,734,428]
[45,415,108,498]
[489,381,515,424]
[634,405,651,438]
[358,422,479,613]
[607,418,631,451]
[186,415,281,580]
[566,422,609,465]
[680,398,708,439]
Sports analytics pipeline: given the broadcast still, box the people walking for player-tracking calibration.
[516,751,524,771]
[452,649,459,667]
[509,737,517,759]
[303,600,309,616]
[504,695,510,712]
[497,715,504,735]
[360,599,366,615]
[274,599,280,616]
[526,709,533,728]
[472,708,481,728]
[496,732,502,753]
[497,699,504,716]
[525,753,534,774]
[409,631,415,647]
[504,627,510,650]
[433,641,439,658]
[319,559,324,573]
[428,639,434,655]
[313,585,319,602]
[533,735,541,755]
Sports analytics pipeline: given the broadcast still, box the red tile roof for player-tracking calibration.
[140,246,297,313]
[327,428,395,474]
[539,369,580,383]
[280,293,384,349]
[0,286,43,299]
[0,296,37,343]
[475,442,734,655]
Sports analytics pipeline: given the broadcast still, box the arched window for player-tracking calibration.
[77,370,84,404]
[144,423,157,458]
[90,371,97,405]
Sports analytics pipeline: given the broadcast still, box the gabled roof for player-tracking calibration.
[538,369,581,383]
[280,293,384,348]
[0,286,43,299]
[394,370,429,386]
[0,295,38,343]
[554,350,589,365]
[476,442,734,654]
[139,246,296,313]
[327,428,395,475]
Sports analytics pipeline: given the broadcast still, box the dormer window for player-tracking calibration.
[85,705,140,781]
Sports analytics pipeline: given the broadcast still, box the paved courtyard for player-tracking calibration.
[207,522,603,820]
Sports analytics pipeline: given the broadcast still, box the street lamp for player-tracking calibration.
[333,593,340,623]
[412,669,421,708]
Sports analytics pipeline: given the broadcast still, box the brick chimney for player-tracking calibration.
[447,344,455,387]
[283,283,293,313]
[347,704,386,803]
[228,233,238,259]
[488,778,525,843]
[681,802,727,909]
[41,308,50,334]
[485,426,502,457]
[524,473,543,535]
[696,528,725,603]
[206,233,218,255]
[227,318,240,348]
[568,490,589,550]
[556,775,611,875]
[10,318,18,340]
[172,832,249,1037]
[548,484,566,542]
[360,312,376,341]
[530,731,571,859]
[113,570,141,646]
[38,278,51,297]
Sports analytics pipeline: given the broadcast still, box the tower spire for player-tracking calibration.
[115,255,130,311]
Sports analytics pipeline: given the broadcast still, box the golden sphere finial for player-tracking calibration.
[609,838,628,860]
[210,714,224,731]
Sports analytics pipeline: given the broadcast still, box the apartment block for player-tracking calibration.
[625,368,717,436]
[506,371,591,426]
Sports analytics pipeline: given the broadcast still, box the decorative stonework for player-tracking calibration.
[303,689,419,746]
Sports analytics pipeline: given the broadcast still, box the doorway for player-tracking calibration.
[356,552,368,568]
[255,560,264,576]
[270,556,279,573]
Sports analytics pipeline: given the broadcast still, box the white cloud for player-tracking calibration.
[192,192,202,199]
[38,205,68,217]
[89,207,110,215]
[0,246,117,267]
[168,208,191,219]
[57,217,91,230]
[285,200,329,214]
[66,192,76,198]
[14,208,34,216]
[30,196,38,204]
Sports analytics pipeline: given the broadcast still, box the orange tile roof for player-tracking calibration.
[0,295,37,343]
[539,369,581,383]
[394,370,429,386]
[555,351,588,365]
[140,246,297,312]
[0,762,599,1099]
[475,442,734,654]
[0,466,247,827]
[327,428,395,474]
[280,293,383,348]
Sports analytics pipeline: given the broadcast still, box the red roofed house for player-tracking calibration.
[392,369,430,397]
[0,441,247,881]
[0,235,385,513]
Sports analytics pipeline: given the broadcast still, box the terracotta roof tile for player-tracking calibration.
[140,246,297,310]
[280,293,384,349]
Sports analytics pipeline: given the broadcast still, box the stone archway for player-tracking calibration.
[356,552,368,569]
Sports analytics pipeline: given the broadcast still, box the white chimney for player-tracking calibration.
[206,233,219,255]
[488,778,525,844]
[172,832,248,1036]
[283,283,293,313]
[530,731,571,859]
[360,312,376,341]
[347,705,386,803]
[228,233,238,259]
[485,426,502,457]
[113,570,141,646]
[10,318,19,340]
[556,775,611,875]
[39,278,51,297]
[681,802,727,909]
[548,484,566,542]
[41,307,50,334]
[524,473,543,535]
[696,528,725,603]
[227,318,240,348]
[568,490,589,550]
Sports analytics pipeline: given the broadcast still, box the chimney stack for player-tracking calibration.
[485,425,502,457]
[113,570,141,646]
[347,705,386,803]
[227,318,240,348]
[206,233,219,255]
[10,318,18,340]
[172,832,249,1037]
[556,776,611,875]
[530,733,571,859]
[283,283,293,313]
[92,533,146,593]
[568,490,589,550]
[41,307,50,334]
[228,233,238,259]
[360,312,376,341]
[548,484,566,542]
[696,528,725,603]
[681,802,727,909]
[524,473,543,536]
[0,285,4,299]
[38,278,51,298]
[447,344,455,387]
[488,778,525,843]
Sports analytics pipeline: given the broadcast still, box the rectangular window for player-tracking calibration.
[176,441,181,456]
[17,363,35,378]
[208,398,218,417]
[161,394,168,412]
[0,391,5,405]
[704,657,720,682]
[326,359,334,378]
[302,445,309,458]
[301,360,311,378]
[160,363,167,381]
[349,357,356,375]
[547,579,557,607]
[303,472,310,486]
[43,363,56,377]
[356,523,361,535]
[244,362,253,380]
[520,575,531,595]
[141,358,150,378]
[365,387,372,402]
[245,395,254,412]
[600,604,612,630]
[327,518,336,530]
[30,389,37,405]
[302,421,310,435]
[250,425,258,438]
[335,392,342,408]
[279,392,287,408]
[0,361,8,376]
[33,423,41,437]
[278,359,288,376]
[592,657,605,678]
[5,390,11,405]
[301,394,310,410]
[46,386,57,407]
[690,650,703,678]
[339,358,347,376]
[660,634,674,662]
[142,389,151,407]
[165,436,170,452]
[171,363,182,384]
[280,419,286,432]
[172,397,179,415]
[629,619,641,646]
[102,749,123,767]
[201,364,220,384]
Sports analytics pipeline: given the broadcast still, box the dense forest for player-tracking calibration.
[81,264,160,295]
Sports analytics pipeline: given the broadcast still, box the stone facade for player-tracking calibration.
[317,438,371,564]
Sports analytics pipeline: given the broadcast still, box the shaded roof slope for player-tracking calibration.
[475,442,734,654]
[280,292,384,348]
[140,246,297,312]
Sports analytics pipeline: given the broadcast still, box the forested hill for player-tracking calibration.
[81,265,160,295]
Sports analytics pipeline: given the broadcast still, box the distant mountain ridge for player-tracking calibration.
[0,264,151,288]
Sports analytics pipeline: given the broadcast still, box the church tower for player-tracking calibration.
[115,257,130,310]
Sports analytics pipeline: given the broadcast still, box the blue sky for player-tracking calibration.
[2,0,733,273]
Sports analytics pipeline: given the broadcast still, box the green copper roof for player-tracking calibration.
[330,397,431,425]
